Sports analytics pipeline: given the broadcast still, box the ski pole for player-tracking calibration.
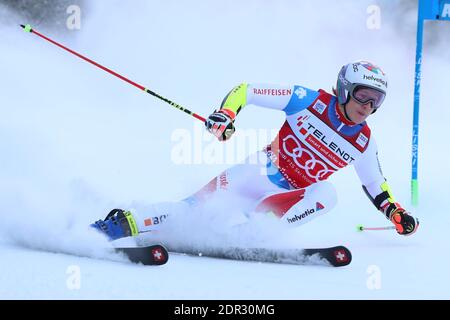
[20,24,206,123]
[356,224,396,232]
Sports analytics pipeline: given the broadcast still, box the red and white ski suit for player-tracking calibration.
[135,83,404,231]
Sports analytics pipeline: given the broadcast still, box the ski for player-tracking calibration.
[302,246,352,267]
[16,243,169,266]
[169,245,351,267]
[115,244,169,266]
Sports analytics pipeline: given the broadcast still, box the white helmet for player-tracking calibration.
[336,60,388,109]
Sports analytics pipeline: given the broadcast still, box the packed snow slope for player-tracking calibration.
[0,0,449,299]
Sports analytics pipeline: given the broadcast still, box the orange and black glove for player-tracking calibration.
[389,208,419,236]
[205,109,236,141]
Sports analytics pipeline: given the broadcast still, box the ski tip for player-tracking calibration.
[330,246,352,267]
[116,244,169,266]
[21,24,33,32]
[356,224,364,232]
[302,246,352,267]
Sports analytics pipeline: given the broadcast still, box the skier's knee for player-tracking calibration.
[281,182,337,227]
[309,181,337,207]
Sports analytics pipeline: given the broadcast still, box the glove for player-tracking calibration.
[205,109,236,141]
[389,208,419,236]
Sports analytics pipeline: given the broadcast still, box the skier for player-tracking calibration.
[91,60,419,241]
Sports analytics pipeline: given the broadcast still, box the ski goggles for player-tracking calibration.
[350,86,386,109]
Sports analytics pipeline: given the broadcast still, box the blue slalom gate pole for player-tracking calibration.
[411,0,450,206]
[411,17,423,207]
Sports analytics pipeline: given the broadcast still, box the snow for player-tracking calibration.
[1,0,450,299]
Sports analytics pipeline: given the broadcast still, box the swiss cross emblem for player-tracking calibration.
[152,248,164,261]
[334,249,349,263]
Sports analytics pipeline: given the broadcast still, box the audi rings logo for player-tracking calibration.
[281,135,334,181]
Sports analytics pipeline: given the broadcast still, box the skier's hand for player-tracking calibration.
[389,208,419,236]
[205,109,236,141]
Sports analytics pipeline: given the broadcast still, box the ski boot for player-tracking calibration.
[91,209,139,241]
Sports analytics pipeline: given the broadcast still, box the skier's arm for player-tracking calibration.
[220,83,320,115]
[206,83,318,141]
[353,139,419,235]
